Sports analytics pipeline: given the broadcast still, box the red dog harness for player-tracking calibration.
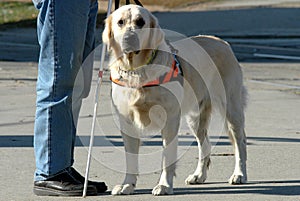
[111,54,183,88]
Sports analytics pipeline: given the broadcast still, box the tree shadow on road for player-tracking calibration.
[0,134,300,147]
[132,180,300,196]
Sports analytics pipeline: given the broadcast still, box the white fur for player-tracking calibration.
[103,5,247,196]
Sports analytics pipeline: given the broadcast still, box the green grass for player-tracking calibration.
[0,1,38,29]
[0,1,107,29]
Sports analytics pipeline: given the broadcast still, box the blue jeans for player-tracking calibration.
[33,0,98,181]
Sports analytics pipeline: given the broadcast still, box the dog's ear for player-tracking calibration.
[149,14,165,49]
[102,15,113,50]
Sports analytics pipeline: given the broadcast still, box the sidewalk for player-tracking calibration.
[0,60,299,201]
[0,1,300,200]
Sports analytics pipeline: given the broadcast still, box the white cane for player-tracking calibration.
[82,0,113,197]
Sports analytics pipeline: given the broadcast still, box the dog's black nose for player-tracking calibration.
[123,31,138,42]
[122,31,140,54]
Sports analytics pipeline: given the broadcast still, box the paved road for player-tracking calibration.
[1,60,300,200]
[0,1,300,200]
[1,4,300,62]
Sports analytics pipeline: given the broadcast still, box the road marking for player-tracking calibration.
[249,79,300,89]
[254,53,300,61]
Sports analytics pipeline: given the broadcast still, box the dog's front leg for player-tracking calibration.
[152,118,179,196]
[112,131,140,195]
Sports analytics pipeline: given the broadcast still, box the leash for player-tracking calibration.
[115,0,143,9]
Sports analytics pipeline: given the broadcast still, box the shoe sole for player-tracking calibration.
[33,186,97,197]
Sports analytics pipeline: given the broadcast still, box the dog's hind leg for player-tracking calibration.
[226,90,247,184]
[185,102,212,185]
[152,116,180,195]
[112,130,140,195]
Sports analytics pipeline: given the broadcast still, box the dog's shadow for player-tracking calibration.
[114,180,300,196]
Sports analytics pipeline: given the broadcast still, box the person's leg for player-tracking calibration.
[34,0,97,181]
[70,2,108,192]
[70,0,99,169]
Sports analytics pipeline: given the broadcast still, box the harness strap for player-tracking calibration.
[163,60,176,83]
[111,54,183,88]
[115,0,143,9]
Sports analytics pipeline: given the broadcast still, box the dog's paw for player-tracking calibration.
[111,184,135,195]
[185,174,207,185]
[228,174,247,185]
[152,185,173,196]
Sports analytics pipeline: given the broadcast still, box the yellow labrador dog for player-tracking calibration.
[103,5,247,196]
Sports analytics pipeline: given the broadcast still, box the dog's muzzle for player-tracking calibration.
[122,31,140,54]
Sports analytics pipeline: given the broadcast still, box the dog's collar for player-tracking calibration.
[145,48,158,66]
[121,49,158,72]
[111,53,183,88]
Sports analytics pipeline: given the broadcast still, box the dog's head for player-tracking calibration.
[102,5,165,67]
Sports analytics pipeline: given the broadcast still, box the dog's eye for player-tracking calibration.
[135,18,145,28]
[118,19,124,26]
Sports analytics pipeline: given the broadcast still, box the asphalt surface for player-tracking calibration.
[1,2,300,62]
[0,1,300,200]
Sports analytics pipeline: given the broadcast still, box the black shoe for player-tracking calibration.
[33,170,97,196]
[69,167,108,193]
